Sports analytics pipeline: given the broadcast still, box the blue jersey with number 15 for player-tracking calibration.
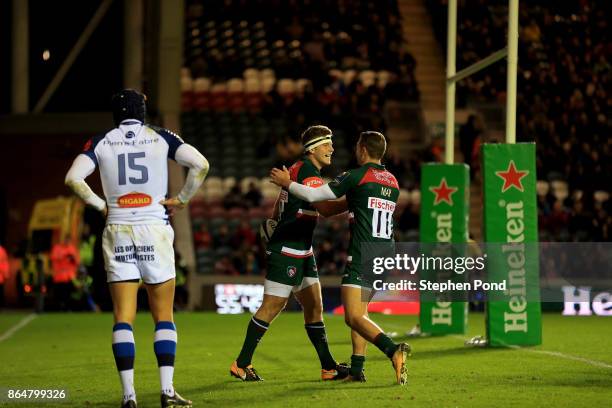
[82,121,183,225]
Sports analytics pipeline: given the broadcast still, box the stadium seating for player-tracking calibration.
[181,0,429,273]
[426,0,610,241]
[184,0,405,77]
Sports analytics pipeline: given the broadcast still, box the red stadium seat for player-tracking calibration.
[208,205,227,218]
[248,207,266,219]
[228,207,247,219]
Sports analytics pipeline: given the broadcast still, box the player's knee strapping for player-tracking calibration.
[112,322,135,371]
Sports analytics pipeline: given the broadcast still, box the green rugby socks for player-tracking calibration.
[236,317,269,368]
[374,333,399,359]
[350,354,365,377]
[305,322,336,370]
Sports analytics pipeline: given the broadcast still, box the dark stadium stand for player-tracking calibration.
[426,0,610,241]
[184,0,406,76]
[182,0,610,276]
[181,0,423,274]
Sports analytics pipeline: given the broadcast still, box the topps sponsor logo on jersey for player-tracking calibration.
[118,192,152,208]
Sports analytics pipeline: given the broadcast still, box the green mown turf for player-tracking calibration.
[0,312,28,334]
[1,312,611,407]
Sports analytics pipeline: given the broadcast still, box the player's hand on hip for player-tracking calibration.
[159,197,186,216]
[101,205,108,218]
[270,166,291,188]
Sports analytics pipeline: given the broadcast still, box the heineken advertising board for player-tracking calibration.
[482,143,542,346]
[419,163,470,334]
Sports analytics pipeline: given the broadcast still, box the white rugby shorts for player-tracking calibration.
[102,224,175,284]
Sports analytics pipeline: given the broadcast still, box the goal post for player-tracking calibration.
[440,0,542,346]
[444,0,519,162]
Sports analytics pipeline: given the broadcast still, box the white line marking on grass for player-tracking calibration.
[450,334,612,370]
[507,346,612,369]
[381,322,612,370]
[385,324,612,369]
[0,313,37,342]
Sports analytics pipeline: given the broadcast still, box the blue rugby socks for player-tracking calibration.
[112,322,136,403]
[154,321,177,396]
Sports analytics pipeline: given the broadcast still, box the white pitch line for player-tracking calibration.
[507,346,612,369]
[0,313,37,342]
[452,334,612,370]
[382,323,612,370]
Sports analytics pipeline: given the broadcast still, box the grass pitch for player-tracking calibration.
[1,311,611,407]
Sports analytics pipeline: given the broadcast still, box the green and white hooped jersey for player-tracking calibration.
[268,157,324,256]
[328,163,400,267]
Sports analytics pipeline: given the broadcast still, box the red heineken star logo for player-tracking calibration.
[429,178,458,205]
[495,160,529,192]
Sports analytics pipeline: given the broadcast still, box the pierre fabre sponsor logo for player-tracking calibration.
[428,177,458,326]
[496,160,530,333]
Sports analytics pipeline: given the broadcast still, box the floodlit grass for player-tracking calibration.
[1,312,611,407]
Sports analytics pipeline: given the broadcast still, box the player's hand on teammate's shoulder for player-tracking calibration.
[159,197,187,216]
[269,166,291,188]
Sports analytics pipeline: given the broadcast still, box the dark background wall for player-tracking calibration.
[0,133,104,251]
[0,0,125,249]
[0,1,12,114]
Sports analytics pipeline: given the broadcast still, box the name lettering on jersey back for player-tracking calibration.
[368,197,396,212]
[118,192,152,208]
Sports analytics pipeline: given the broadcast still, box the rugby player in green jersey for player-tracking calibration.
[230,126,349,382]
[270,131,410,385]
